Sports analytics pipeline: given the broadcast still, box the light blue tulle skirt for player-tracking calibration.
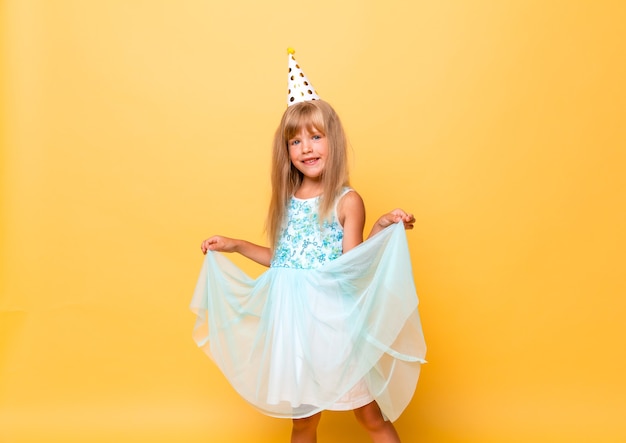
[190,222,426,421]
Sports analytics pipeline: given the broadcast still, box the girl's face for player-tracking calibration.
[287,126,328,182]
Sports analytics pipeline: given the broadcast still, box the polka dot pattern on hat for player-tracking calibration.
[286,49,320,106]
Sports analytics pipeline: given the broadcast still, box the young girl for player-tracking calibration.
[191,52,426,443]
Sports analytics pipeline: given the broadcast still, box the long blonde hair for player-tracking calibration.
[266,100,350,249]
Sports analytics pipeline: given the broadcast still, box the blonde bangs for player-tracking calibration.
[282,104,326,140]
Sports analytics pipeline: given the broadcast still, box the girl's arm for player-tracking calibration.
[200,236,272,267]
[367,209,415,239]
[337,191,366,253]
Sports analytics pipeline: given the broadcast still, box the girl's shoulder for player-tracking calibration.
[338,186,359,201]
[339,186,354,198]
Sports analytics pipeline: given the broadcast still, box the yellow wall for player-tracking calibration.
[1,1,625,442]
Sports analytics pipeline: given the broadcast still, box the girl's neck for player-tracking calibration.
[294,181,323,199]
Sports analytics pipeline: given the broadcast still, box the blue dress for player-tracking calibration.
[190,189,426,421]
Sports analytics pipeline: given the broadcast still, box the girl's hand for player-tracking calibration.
[377,209,416,230]
[368,209,415,239]
[200,235,239,255]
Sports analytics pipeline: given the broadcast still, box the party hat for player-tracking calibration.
[286,48,320,106]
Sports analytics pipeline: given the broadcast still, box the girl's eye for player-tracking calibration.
[290,140,300,146]
[312,135,321,140]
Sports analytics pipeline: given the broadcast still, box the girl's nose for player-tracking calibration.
[302,141,313,153]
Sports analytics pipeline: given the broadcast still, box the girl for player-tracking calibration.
[191,52,426,443]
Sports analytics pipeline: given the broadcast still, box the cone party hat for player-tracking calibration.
[286,48,320,106]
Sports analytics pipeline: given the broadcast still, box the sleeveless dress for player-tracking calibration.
[190,189,426,421]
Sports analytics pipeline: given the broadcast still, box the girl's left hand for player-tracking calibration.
[377,209,415,230]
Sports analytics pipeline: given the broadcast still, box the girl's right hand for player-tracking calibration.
[200,236,239,255]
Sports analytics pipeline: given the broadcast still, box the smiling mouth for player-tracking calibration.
[303,158,319,165]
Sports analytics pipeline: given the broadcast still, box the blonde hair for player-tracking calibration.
[266,100,350,249]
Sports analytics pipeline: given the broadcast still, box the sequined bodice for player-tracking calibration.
[270,190,350,269]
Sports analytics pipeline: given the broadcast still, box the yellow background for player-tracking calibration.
[1,1,625,442]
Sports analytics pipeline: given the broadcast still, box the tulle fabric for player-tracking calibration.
[190,222,426,421]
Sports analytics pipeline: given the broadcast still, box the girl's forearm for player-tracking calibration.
[366,221,386,239]
[234,240,272,267]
